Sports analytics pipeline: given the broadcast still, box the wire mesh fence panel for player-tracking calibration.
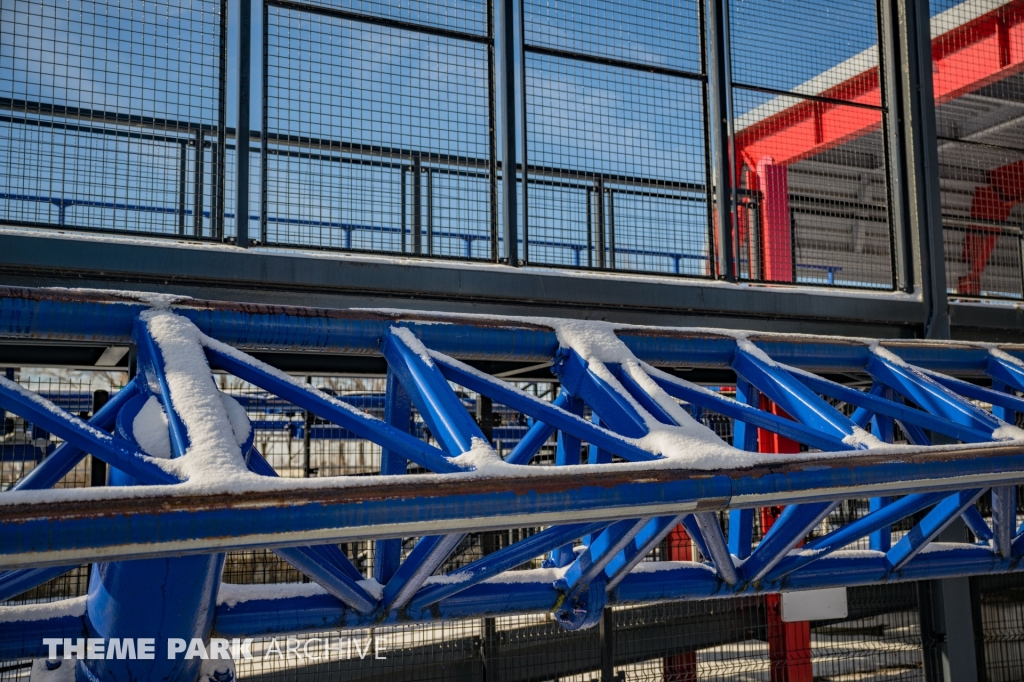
[729,0,895,290]
[521,0,710,275]
[977,574,1024,682]
[261,2,494,257]
[938,139,1024,300]
[930,0,1024,300]
[0,0,226,238]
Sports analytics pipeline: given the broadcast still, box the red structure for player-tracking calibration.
[962,160,1024,294]
[734,0,1024,290]
[759,400,813,682]
[663,526,698,681]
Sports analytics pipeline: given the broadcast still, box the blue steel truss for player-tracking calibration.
[1,288,1024,679]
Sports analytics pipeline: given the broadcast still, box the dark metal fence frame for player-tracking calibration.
[5,0,1020,303]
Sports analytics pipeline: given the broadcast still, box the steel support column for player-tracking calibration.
[497,0,518,266]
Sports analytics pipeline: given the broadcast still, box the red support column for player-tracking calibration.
[663,526,698,682]
[758,398,813,682]
[756,157,794,283]
[960,160,1024,295]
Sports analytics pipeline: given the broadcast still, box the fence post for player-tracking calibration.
[497,0,518,266]
[895,0,948,338]
[89,390,109,487]
[600,606,615,682]
[235,0,253,247]
[706,0,736,281]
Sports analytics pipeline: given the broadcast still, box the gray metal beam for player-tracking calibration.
[0,230,930,338]
[897,0,949,339]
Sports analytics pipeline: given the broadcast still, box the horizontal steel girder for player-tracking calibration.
[3,286,1024,650]
[3,442,1024,569]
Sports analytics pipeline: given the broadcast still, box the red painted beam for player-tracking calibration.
[663,526,698,681]
[735,0,1024,172]
[758,397,812,682]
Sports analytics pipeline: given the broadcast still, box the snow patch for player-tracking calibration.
[424,572,474,586]
[46,287,191,309]
[132,393,252,460]
[629,561,718,574]
[0,595,86,622]
[390,326,435,367]
[217,582,329,608]
[141,309,249,486]
[133,395,172,459]
[483,567,567,584]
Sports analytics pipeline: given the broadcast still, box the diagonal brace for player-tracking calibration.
[204,344,464,474]
[381,328,487,456]
[741,501,840,583]
[732,347,863,447]
[887,489,986,570]
[407,522,607,611]
[12,377,141,491]
[432,353,659,462]
[0,375,179,485]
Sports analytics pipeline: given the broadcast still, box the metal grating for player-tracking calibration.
[0,0,227,238]
[931,0,1024,299]
[521,0,710,275]
[259,1,495,258]
[729,0,895,289]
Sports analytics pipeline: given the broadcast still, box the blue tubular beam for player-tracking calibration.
[380,328,485,456]
[925,367,1024,417]
[134,319,190,458]
[274,547,376,614]
[10,289,1024,374]
[887,489,986,570]
[551,394,586,566]
[0,565,76,603]
[382,534,465,611]
[375,369,410,584]
[245,447,278,477]
[867,354,1004,436]
[555,393,584,467]
[0,605,85,660]
[990,380,1015,423]
[765,491,952,581]
[693,511,738,585]
[791,369,995,443]
[988,354,1024,396]
[0,376,180,485]
[869,496,893,551]
[406,522,606,611]
[210,544,1024,637]
[680,514,713,560]
[554,351,649,438]
[646,371,854,451]
[205,345,464,474]
[432,354,659,462]
[561,519,651,592]
[611,366,679,425]
[505,392,568,465]
[244,450,376,612]
[728,380,758,560]
[11,438,1024,570]
[740,501,840,583]
[962,505,993,541]
[11,378,141,491]
[992,486,1017,558]
[80,335,226,682]
[728,509,755,560]
[603,515,685,589]
[732,348,862,446]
